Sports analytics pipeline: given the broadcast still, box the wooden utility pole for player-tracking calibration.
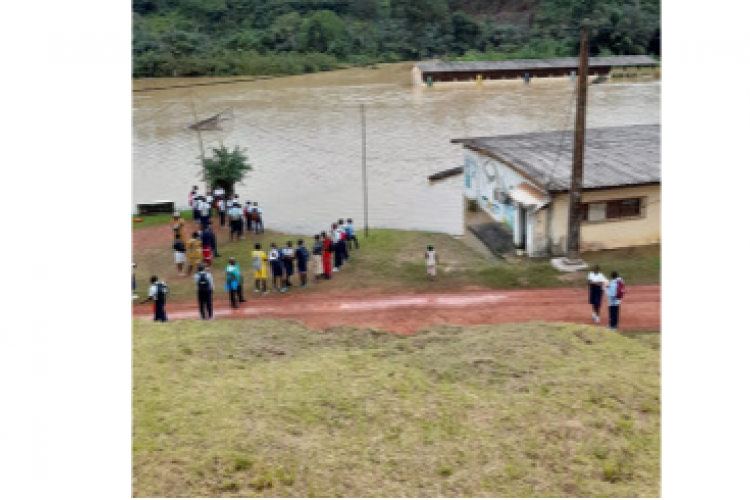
[566,20,590,263]
[361,103,369,237]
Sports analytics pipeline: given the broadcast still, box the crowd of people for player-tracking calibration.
[139,185,368,321]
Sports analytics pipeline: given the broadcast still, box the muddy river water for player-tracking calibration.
[132,62,660,235]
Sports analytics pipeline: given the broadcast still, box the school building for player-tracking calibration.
[452,124,661,256]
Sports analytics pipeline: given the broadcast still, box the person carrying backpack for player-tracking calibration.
[606,271,625,330]
[194,264,214,320]
[141,275,168,322]
[295,239,310,288]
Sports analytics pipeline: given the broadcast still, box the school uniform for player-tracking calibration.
[217,200,226,227]
[269,249,284,281]
[148,281,168,322]
[426,250,437,276]
[332,230,343,269]
[282,247,295,282]
[228,206,243,236]
[606,277,624,329]
[199,201,211,229]
[244,204,253,231]
[192,196,201,221]
[254,206,264,234]
[173,240,186,265]
[201,227,219,257]
[225,264,244,308]
[588,271,607,316]
[194,270,214,320]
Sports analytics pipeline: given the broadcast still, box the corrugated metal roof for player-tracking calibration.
[416,56,658,73]
[452,124,660,191]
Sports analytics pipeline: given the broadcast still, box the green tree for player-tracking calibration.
[201,145,253,196]
[300,10,347,53]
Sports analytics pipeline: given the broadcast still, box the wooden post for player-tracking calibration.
[361,103,369,237]
[566,20,590,263]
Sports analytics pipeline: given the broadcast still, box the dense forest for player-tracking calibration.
[132,0,660,78]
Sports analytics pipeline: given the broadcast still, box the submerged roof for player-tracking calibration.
[452,124,661,192]
[417,56,658,73]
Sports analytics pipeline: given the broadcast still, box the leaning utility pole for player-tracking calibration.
[189,93,209,194]
[565,19,590,264]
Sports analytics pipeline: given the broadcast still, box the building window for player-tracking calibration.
[583,198,643,221]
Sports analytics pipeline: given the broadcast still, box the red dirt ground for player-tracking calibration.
[132,285,660,334]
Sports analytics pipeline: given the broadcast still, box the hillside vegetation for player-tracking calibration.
[133,319,660,497]
[133,0,661,78]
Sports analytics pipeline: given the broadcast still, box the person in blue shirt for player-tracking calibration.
[282,241,295,289]
[295,239,309,288]
[268,243,285,293]
[605,271,624,330]
[345,218,359,250]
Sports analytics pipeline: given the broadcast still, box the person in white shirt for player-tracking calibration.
[191,190,201,221]
[213,186,225,199]
[587,265,608,323]
[140,275,168,322]
[331,223,343,271]
[194,264,214,320]
[425,244,438,279]
[217,198,227,227]
[228,203,243,241]
[199,197,211,229]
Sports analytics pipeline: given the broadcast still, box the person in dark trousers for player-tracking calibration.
[244,201,253,232]
[217,197,227,227]
[338,219,349,261]
[141,275,168,322]
[296,239,309,288]
[132,263,138,299]
[225,258,245,308]
[268,243,285,292]
[331,223,343,271]
[606,271,624,330]
[253,202,264,234]
[228,203,243,241]
[201,223,220,258]
[281,241,295,289]
[194,264,214,320]
[587,265,607,324]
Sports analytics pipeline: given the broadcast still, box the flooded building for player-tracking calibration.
[413,56,658,85]
[452,124,661,256]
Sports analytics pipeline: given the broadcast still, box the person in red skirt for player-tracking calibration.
[321,230,333,280]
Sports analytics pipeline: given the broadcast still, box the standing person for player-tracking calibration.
[251,243,269,295]
[425,244,438,280]
[346,218,359,250]
[253,202,264,234]
[205,193,214,217]
[282,241,295,289]
[172,212,186,243]
[338,219,350,261]
[194,264,214,320]
[244,201,253,232]
[587,265,608,324]
[228,203,243,241]
[202,223,220,259]
[268,243,285,292]
[331,223,343,272]
[173,238,187,276]
[606,271,625,330]
[217,197,227,227]
[132,263,138,299]
[199,197,211,229]
[191,191,201,221]
[295,239,310,288]
[141,276,168,322]
[186,231,202,276]
[322,231,333,279]
[213,185,225,203]
[188,186,198,219]
[312,234,324,281]
[225,258,246,308]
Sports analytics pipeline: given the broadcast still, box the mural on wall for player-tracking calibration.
[478,157,516,230]
[464,157,478,192]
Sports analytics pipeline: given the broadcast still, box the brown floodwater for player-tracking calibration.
[132,62,660,235]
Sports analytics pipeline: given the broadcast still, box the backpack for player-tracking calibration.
[250,208,259,221]
[156,282,168,302]
[252,253,263,271]
[615,280,625,300]
[197,272,211,292]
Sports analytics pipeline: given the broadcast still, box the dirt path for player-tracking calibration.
[132,285,660,334]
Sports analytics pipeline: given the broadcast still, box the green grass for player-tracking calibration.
[133,210,192,230]
[133,225,660,302]
[133,320,661,497]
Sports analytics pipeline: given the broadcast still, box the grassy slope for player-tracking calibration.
[133,320,660,497]
[133,223,660,302]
